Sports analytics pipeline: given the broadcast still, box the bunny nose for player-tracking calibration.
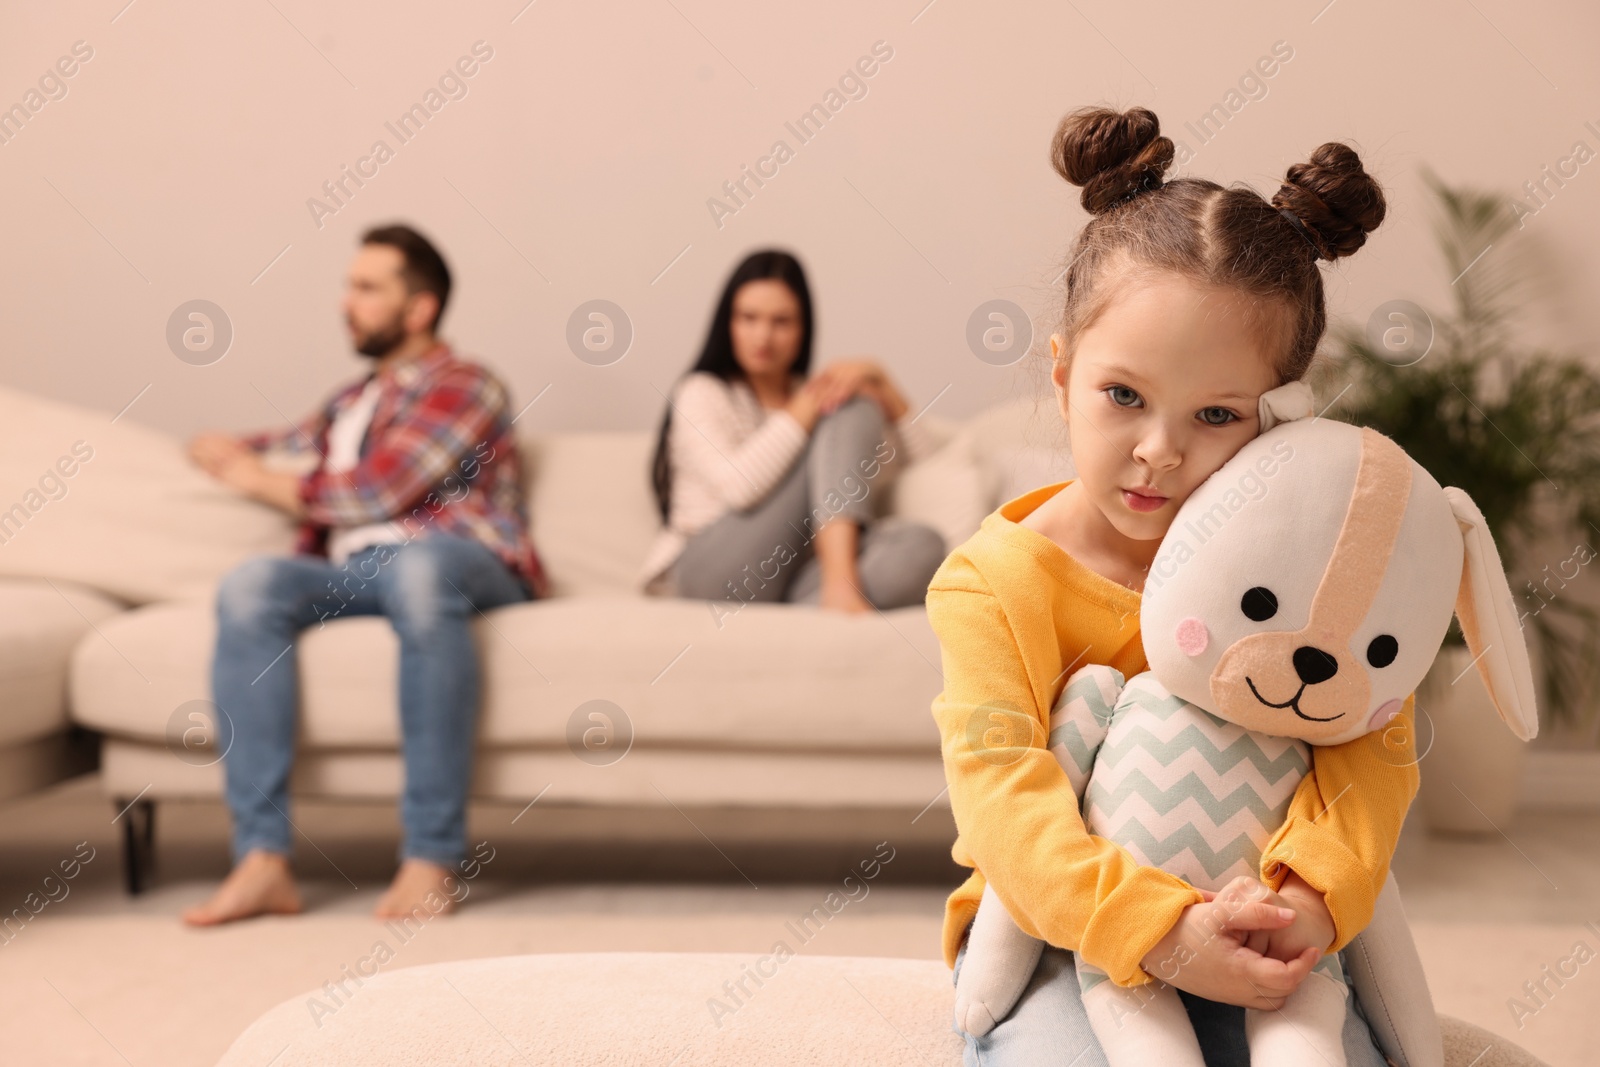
[1293,645,1339,685]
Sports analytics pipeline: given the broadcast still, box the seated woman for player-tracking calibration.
[640,249,947,613]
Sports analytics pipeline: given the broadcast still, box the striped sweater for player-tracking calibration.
[639,371,939,591]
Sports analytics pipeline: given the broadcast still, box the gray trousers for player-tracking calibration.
[666,395,947,609]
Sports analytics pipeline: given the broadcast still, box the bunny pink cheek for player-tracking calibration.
[1175,617,1209,657]
[1367,698,1403,731]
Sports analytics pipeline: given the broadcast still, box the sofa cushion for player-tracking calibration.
[950,394,1078,507]
[0,385,297,605]
[96,738,951,810]
[888,435,992,560]
[70,594,945,753]
[213,952,1548,1067]
[0,578,124,748]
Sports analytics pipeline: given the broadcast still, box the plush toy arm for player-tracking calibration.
[1342,874,1444,1067]
[952,882,1049,1037]
[1048,665,1126,799]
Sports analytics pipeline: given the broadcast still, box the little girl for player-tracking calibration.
[929,105,1412,1065]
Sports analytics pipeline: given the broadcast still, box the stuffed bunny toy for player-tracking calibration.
[952,381,1538,1067]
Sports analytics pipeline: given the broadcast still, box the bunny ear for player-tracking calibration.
[1257,380,1316,431]
[1443,486,1539,740]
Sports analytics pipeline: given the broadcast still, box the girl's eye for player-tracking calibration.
[1106,385,1142,408]
[1199,406,1238,426]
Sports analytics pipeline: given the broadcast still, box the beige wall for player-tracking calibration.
[1,1,1596,439]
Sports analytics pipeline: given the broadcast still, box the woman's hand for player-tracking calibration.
[784,376,831,432]
[1139,875,1322,1010]
[812,359,909,422]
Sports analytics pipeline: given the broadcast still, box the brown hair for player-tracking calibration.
[362,223,453,331]
[1049,105,1386,385]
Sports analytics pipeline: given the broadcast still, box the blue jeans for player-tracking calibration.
[950,937,1388,1067]
[211,533,533,869]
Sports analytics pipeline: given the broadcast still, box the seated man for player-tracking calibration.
[184,223,549,925]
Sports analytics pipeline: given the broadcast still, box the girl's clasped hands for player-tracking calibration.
[1141,870,1336,1011]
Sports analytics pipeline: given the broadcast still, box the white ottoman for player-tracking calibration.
[214,952,1548,1066]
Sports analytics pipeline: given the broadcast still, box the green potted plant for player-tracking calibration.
[1317,168,1600,832]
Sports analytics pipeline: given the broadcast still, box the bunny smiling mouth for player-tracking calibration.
[1245,677,1346,722]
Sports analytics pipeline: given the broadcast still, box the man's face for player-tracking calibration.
[342,244,421,358]
[1052,270,1281,546]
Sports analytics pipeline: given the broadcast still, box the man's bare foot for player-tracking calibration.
[182,849,302,926]
[374,858,462,920]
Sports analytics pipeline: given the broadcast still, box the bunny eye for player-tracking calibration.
[1240,586,1278,622]
[1367,635,1398,668]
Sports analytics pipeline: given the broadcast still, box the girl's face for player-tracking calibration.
[1051,270,1281,547]
[729,279,804,380]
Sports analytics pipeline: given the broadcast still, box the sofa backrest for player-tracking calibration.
[518,431,663,596]
[0,385,298,606]
[0,382,1071,604]
[515,400,1071,597]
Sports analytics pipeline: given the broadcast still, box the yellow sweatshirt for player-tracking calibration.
[930,480,1421,987]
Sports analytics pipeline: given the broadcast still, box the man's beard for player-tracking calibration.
[352,314,407,358]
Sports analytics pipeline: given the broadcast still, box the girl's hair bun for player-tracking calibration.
[1272,143,1387,260]
[1052,106,1175,215]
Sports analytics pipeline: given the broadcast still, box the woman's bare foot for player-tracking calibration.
[820,576,874,614]
[812,520,873,613]
[374,858,462,920]
[181,849,302,926]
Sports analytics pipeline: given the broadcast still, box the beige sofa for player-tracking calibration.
[0,579,120,803]
[213,952,1550,1067]
[0,382,1071,889]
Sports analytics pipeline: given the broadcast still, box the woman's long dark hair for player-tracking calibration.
[649,249,814,524]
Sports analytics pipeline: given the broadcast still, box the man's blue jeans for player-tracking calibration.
[211,533,532,869]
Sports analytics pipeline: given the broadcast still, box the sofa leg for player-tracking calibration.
[115,798,156,895]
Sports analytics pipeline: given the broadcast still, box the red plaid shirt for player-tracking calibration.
[243,343,550,599]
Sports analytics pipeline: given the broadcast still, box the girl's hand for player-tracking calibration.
[1259,869,1336,964]
[1140,875,1322,1010]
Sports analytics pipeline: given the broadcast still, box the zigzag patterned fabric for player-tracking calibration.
[1050,665,1343,991]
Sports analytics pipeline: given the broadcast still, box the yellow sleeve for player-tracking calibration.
[1259,692,1420,951]
[928,580,1203,988]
